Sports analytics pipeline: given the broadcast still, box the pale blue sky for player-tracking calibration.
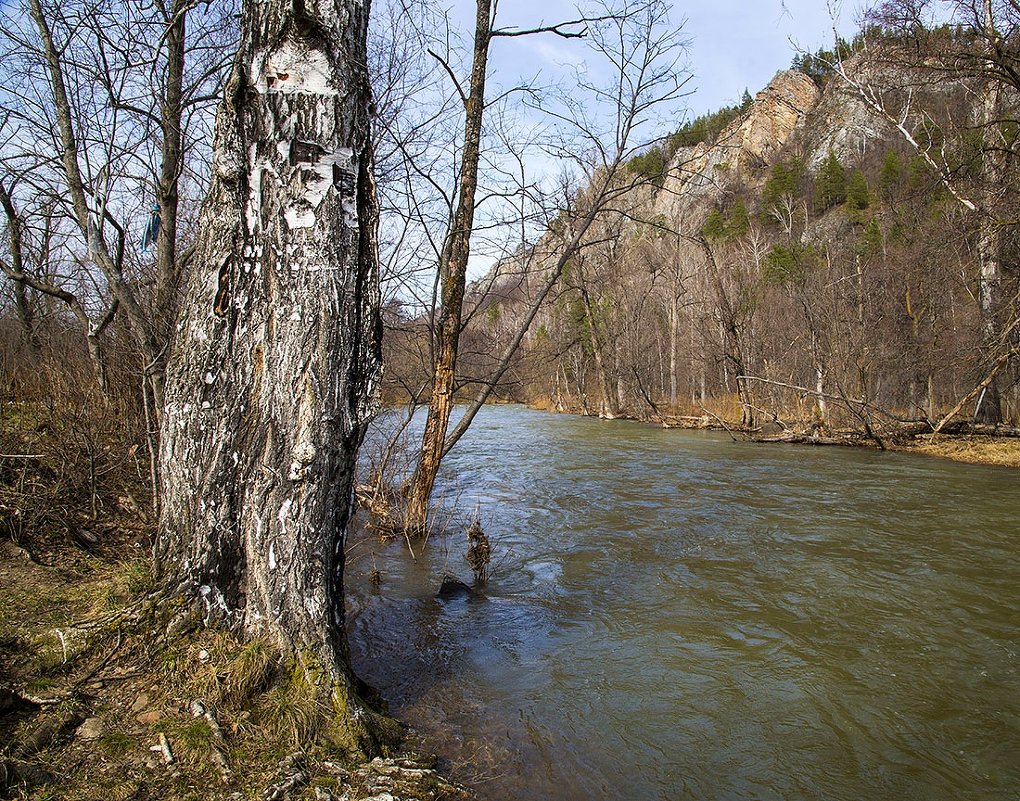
[456,0,860,121]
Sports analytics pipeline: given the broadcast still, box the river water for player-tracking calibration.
[346,405,1019,801]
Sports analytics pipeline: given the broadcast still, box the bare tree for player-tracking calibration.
[402,0,691,528]
[838,0,1020,422]
[0,0,236,411]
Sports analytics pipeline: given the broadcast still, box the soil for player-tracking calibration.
[0,406,470,801]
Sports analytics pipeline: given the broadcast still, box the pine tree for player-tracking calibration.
[761,160,803,215]
[815,151,846,210]
[858,218,883,258]
[846,168,870,210]
[703,208,726,240]
[879,151,902,198]
[728,198,750,238]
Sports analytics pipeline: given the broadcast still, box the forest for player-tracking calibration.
[0,0,1018,799]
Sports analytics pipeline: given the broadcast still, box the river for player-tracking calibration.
[346,404,1019,801]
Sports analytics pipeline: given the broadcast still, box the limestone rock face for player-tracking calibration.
[729,70,822,170]
[654,70,821,223]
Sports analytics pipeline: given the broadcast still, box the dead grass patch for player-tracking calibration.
[908,436,1020,467]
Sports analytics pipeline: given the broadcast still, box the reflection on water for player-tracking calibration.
[347,405,1020,801]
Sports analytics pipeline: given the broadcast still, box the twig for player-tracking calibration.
[191,700,232,781]
[73,629,123,687]
[151,732,174,765]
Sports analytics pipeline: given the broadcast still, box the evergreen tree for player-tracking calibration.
[703,208,726,240]
[879,151,902,198]
[858,218,883,259]
[761,159,803,214]
[740,88,753,110]
[815,151,846,210]
[846,168,870,210]
[728,198,750,238]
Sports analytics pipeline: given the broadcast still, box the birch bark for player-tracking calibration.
[156,0,383,755]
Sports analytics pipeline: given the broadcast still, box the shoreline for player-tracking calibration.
[513,401,1020,469]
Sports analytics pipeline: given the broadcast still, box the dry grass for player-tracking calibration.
[908,436,1020,467]
[0,547,384,801]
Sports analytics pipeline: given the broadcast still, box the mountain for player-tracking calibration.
[388,49,1018,433]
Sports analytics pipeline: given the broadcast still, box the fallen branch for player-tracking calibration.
[699,407,742,442]
[931,353,1012,435]
[190,700,231,781]
[262,752,309,801]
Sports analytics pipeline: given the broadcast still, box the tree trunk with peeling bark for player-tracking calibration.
[156,0,384,756]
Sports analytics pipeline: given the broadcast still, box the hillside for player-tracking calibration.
[404,50,1018,443]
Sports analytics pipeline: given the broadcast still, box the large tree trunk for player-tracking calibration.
[156,0,383,756]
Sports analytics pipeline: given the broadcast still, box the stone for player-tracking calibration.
[136,709,162,726]
[130,693,150,714]
[76,717,103,740]
[437,576,473,599]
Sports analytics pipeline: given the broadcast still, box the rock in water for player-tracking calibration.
[437,576,472,599]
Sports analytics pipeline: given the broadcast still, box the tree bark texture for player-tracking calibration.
[406,0,491,529]
[975,0,1005,424]
[156,0,381,753]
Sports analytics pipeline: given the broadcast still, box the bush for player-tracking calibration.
[626,146,666,185]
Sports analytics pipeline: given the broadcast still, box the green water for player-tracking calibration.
[348,405,1019,801]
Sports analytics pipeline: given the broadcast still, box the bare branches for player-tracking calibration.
[489,16,606,40]
[427,48,468,106]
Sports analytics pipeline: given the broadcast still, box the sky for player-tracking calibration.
[458,0,861,121]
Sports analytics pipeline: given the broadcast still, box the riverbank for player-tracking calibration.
[0,406,469,801]
[524,400,1020,468]
[0,541,468,801]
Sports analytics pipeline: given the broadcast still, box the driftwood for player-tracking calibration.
[931,353,1012,434]
[751,419,1020,449]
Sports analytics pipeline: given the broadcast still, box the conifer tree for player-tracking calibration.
[847,168,871,210]
[879,151,902,198]
[815,151,846,209]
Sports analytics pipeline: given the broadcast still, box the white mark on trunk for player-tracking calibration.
[277,499,292,537]
[288,441,317,481]
[268,542,277,571]
[304,594,323,621]
[284,148,357,231]
[253,42,336,96]
[198,584,228,623]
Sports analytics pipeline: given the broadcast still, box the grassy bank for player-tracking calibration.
[0,403,468,801]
